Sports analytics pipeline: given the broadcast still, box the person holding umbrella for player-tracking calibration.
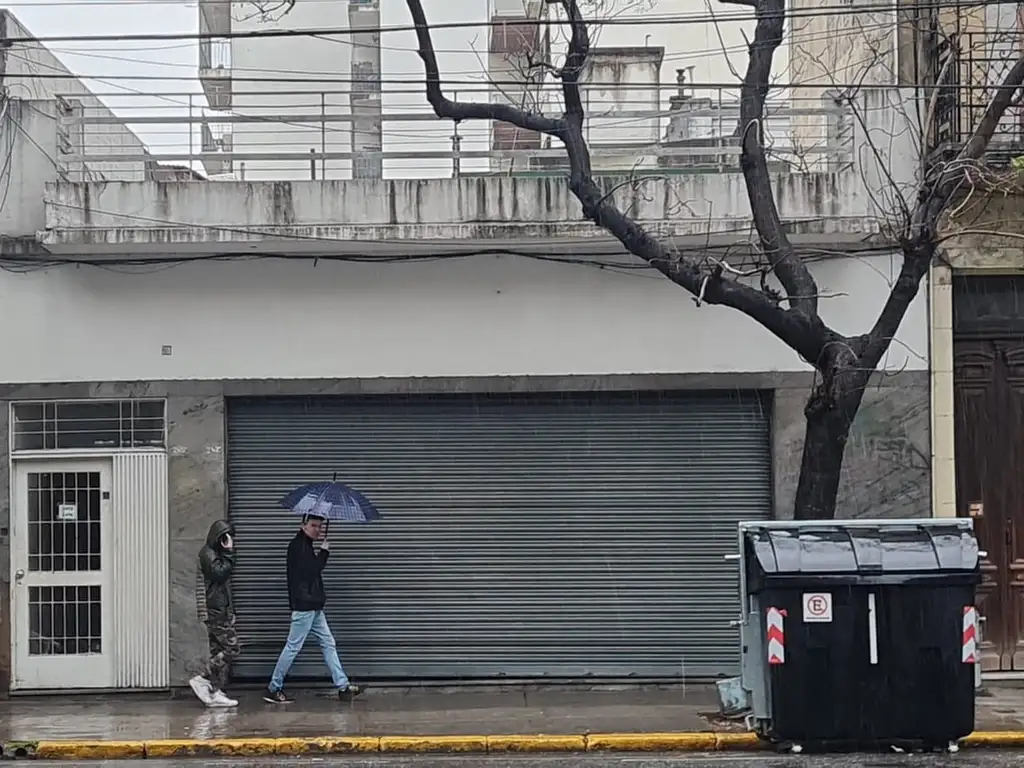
[264,478,380,704]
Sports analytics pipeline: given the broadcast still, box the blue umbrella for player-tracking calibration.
[278,474,382,524]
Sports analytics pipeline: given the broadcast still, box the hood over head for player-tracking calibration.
[206,519,234,547]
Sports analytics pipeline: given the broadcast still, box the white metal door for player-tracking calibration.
[11,459,114,689]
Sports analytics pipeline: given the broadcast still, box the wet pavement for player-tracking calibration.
[3,684,1024,742]
[0,685,723,741]
[25,753,1024,768]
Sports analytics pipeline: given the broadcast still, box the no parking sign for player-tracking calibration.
[802,592,833,623]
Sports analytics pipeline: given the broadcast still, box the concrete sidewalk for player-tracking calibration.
[2,684,1024,759]
[1,685,728,741]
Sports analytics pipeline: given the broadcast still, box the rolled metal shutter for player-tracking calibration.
[227,391,771,682]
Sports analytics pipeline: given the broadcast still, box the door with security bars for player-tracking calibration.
[11,460,113,689]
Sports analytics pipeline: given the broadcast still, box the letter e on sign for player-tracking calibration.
[802,592,833,623]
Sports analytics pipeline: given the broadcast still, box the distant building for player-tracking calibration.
[197,0,377,180]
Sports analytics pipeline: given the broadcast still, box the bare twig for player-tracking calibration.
[233,0,294,23]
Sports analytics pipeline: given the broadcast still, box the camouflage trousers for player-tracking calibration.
[200,616,241,691]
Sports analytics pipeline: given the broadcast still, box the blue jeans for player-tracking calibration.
[268,610,351,692]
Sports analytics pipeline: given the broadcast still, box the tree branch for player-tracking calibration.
[861,55,1024,368]
[406,0,562,136]
[958,55,1024,165]
[736,0,820,317]
[404,0,834,364]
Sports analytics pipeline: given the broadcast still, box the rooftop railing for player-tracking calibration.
[44,82,858,182]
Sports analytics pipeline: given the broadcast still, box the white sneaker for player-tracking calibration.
[189,675,214,705]
[207,689,238,708]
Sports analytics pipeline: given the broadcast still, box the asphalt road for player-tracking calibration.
[27,752,1024,768]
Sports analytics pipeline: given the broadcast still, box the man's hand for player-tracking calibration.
[221,533,234,551]
[320,538,330,552]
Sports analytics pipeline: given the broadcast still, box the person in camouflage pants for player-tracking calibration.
[190,519,241,708]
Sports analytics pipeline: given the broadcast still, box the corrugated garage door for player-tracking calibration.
[227,391,771,682]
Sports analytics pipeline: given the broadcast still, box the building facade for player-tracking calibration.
[0,146,932,693]
[0,5,947,694]
[197,0,359,180]
[0,251,930,691]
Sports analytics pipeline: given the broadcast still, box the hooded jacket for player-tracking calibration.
[196,519,236,623]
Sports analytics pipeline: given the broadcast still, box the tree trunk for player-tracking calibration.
[792,384,866,520]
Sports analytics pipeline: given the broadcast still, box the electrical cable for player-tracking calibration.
[31,18,897,78]
[0,0,999,45]
[0,241,900,275]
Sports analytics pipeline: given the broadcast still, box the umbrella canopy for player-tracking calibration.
[278,480,382,523]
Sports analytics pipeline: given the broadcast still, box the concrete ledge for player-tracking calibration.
[9,731,1024,759]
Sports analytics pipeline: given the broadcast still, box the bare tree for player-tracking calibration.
[403,0,1024,519]
[234,0,295,24]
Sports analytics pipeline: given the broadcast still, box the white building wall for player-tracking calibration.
[0,11,147,182]
[583,49,662,146]
[228,0,352,180]
[0,254,926,384]
[1,99,65,236]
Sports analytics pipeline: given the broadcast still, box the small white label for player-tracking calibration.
[57,503,78,521]
[802,592,833,623]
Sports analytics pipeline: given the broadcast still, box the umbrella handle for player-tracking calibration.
[324,474,336,540]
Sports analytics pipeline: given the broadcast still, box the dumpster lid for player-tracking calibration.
[741,519,979,575]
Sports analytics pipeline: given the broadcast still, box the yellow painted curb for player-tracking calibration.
[488,734,588,752]
[144,740,208,759]
[275,736,381,754]
[35,740,146,760]
[379,735,490,753]
[963,731,1024,747]
[715,732,762,749]
[587,732,721,751]
[146,738,279,758]
[28,729,1024,759]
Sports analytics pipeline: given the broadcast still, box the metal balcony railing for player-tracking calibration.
[198,37,232,111]
[931,29,1024,163]
[52,83,859,182]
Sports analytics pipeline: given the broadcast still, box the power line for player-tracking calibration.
[0,1,991,45]
[1,68,936,91]
[31,19,896,79]
[0,233,896,274]
[0,17,915,93]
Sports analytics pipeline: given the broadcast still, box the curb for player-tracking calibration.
[3,733,758,759]
[1,731,1022,759]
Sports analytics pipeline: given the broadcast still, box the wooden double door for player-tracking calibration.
[955,337,1024,671]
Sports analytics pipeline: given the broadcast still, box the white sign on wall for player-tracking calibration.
[57,503,78,521]
[802,592,833,623]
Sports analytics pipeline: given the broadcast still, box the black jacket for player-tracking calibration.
[197,519,236,622]
[287,529,328,612]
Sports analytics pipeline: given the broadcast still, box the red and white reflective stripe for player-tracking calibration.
[767,607,786,665]
[963,606,979,664]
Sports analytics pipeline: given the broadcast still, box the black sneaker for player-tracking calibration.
[338,683,366,702]
[263,689,293,704]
